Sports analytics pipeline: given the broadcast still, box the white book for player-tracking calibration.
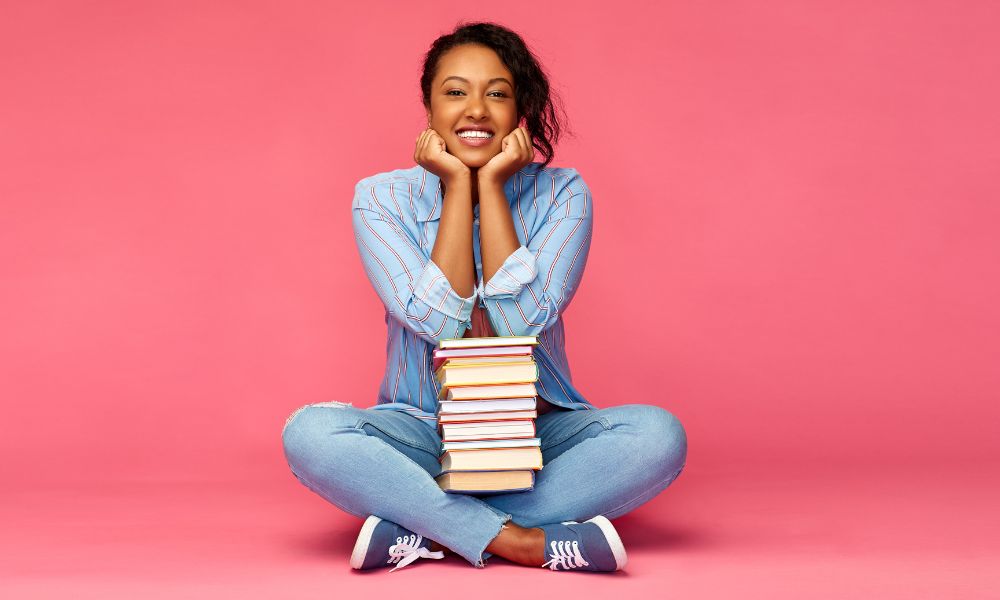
[442,421,536,441]
[441,437,542,452]
[437,410,538,423]
[437,397,536,414]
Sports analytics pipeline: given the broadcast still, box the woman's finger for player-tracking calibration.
[521,128,533,158]
[414,130,426,162]
[427,132,442,156]
[415,129,431,161]
[513,127,529,159]
[512,128,524,153]
[421,129,437,158]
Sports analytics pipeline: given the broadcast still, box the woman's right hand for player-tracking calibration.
[414,128,470,184]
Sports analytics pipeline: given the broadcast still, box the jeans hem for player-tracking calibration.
[473,513,512,568]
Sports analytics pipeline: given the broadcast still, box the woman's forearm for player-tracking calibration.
[430,172,476,298]
[478,177,520,284]
[477,174,556,415]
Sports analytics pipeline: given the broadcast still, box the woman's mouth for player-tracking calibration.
[456,130,494,148]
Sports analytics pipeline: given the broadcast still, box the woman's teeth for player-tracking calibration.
[457,131,493,139]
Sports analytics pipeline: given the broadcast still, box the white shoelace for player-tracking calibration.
[541,539,590,571]
[387,534,445,572]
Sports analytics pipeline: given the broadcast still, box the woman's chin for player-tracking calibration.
[443,143,500,169]
[456,154,497,169]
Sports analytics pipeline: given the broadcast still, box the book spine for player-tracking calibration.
[441,432,536,443]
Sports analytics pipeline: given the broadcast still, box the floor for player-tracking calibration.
[3,461,995,599]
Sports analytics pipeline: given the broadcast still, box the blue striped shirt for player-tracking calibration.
[351,161,596,426]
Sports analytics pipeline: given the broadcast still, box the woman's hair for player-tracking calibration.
[420,21,567,169]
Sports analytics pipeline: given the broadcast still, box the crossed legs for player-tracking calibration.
[281,402,687,567]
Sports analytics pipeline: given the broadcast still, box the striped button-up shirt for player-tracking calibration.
[351,161,596,426]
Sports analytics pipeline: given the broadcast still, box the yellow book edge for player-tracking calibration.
[436,358,535,373]
[437,374,540,399]
[434,360,537,380]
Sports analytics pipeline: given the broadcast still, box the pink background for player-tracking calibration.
[2,1,998,597]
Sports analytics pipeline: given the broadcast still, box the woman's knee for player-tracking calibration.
[281,401,357,467]
[613,404,688,475]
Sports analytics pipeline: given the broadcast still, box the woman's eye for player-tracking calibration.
[445,90,508,97]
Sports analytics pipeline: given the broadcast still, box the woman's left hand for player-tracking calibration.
[478,126,534,186]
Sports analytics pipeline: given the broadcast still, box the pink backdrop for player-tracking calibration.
[2,1,998,597]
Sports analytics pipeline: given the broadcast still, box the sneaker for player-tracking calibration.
[349,515,445,572]
[538,515,628,572]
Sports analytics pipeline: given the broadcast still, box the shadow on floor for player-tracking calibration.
[292,523,362,557]
[612,513,714,551]
[290,512,713,561]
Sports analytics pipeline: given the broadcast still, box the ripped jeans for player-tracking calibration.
[281,402,687,568]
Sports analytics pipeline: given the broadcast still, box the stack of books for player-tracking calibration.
[433,335,544,495]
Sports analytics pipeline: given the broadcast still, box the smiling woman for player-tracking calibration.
[281,21,687,574]
[419,23,562,171]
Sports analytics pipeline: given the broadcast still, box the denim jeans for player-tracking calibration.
[281,402,687,568]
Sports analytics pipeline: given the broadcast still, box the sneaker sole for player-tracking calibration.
[350,515,383,569]
[585,515,628,570]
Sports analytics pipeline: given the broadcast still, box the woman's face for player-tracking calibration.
[426,44,519,169]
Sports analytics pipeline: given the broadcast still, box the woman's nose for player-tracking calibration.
[465,96,487,118]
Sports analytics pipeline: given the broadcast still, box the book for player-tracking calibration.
[437,397,536,414]
[433,345,534,370]
[440,446,543,471]
[441,420,536,441]
[438,335,538,350]
[436,470,535,494]
[435,361,538,393]
[443,356,533,367]
[446,382,537,401]
[432,335,545,495]
[437,410,538,423]
[442,437,541,452]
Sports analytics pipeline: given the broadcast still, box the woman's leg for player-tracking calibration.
[281,401,511,567]
[482,403,688,528]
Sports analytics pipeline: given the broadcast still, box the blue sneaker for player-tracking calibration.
[538,515,628,571]
[349,515,445,572]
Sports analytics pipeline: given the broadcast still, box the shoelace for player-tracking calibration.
[387,534,445,572]
[541,539,590,571]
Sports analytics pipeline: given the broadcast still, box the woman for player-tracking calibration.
[282,21,687,572]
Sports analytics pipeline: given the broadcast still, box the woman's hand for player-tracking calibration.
[414,128,470,185]
[478,126,534,186]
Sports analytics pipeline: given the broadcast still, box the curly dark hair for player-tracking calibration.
[420,21,568,169]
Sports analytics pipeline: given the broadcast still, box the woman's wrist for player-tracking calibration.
[441,168,472,188]
[476,169,508,189]
[476,174,507,198]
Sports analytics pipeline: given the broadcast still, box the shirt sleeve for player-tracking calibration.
[352,179,476,345]
[477,169,594,337]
